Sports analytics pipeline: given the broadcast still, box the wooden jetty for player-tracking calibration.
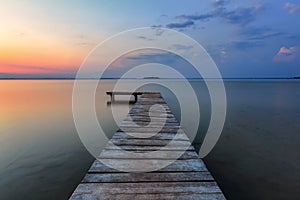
[70,92,226,199]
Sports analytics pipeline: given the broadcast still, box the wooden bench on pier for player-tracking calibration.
[106,91,144,103]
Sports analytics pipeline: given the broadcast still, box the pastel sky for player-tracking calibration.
[1,0,300,78]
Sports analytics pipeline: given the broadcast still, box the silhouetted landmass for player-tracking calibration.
[143,77,160,79]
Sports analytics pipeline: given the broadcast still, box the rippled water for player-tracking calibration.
[0,80,299,199]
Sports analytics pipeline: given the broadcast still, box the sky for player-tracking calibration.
[0,0,300,78]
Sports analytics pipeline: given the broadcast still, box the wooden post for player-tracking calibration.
[133,93,138,103]
[111,93,115,102]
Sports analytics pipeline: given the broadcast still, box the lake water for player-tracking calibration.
[0,80,299,199]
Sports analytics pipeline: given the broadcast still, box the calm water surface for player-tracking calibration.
[0,80,299,199]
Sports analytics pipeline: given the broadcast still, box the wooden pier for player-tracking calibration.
[70,92,226,199]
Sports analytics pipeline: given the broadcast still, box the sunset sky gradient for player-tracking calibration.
[1,0,300,78]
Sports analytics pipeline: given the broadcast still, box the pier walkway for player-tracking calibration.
[70,92,225,199]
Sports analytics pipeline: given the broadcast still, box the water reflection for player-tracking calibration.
[0,80,299,200]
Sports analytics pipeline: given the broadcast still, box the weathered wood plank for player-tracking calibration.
[123,116,178,123]
[72,192,226,200]
[120,123,181,128]
[108,139,191,147]
[129,107,172,112]
[118,127,181,133]
[128,111,174,117]
[88,159,208,173]
[70,182,224,199]
[82,171,214,183]
[104,145,195,151]
[98,149,198,160]
[130,107,171,112]
[120,121,180,127]
[122,118,178,123]
[112,132,190,141]
[135,103,168,107]
[138,99,166,102]
[127,113,176,118]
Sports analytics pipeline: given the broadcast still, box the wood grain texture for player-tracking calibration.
[69,92,226,199]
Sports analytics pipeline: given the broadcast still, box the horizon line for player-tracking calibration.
[0,77,299,80]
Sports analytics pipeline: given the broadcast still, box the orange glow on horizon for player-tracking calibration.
[0,27,88,75]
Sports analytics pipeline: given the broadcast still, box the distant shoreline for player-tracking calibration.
[0,77,299,80]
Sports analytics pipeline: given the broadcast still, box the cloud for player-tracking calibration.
[240,26,286,40]
[273,46,300,62]
[172,44,193,51]
[75,42,96,46]
[221,26,286,51]
[0,63,71,73]
[240,26,271,36]
[103,50,201,78]
[151,25,163,28]
[165,4,265,30]
[176,13,214,21]
[220,5,264,26]
[217,47,229,63]
[166,20,194,29]
[212,0,229,7]
[284,2,300,14]
[249,32,285,40]
[151,25,165,36]
[286,33,300,42]
[136,36,153,41]
[217,26,284,51]
[231,40,264,49]
[220,48,228,57]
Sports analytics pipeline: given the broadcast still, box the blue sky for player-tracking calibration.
[1,0,300,78]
